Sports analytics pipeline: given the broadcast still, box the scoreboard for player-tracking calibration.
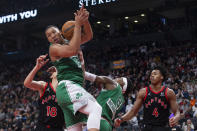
[79,0,117,7]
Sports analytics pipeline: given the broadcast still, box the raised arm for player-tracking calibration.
[50,6,89,58]
[24,54,49,96]
[81,20,93,44]
[76,6,92,44]
[114,88,146,127]
[81,8,93,44]
[168,88,181,127]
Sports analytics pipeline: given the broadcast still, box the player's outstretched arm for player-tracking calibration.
[114,88,145,127]
[85,72,115,85]
[76,5,93,44]
[24,54,49,95]
[168,88,181,127]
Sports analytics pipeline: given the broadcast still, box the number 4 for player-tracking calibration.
[152,108,159,117]
[47,106,57,117]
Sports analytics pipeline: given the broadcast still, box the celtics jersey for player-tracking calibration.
[52,56,84,86]
[96,84,125,125]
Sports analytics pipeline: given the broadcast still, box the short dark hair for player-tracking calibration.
[152,65,167,81]
[45,25,59,33]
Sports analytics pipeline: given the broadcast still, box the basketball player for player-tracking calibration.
[45,6,102,131]
[114,66,180,131]
[84,72,131,131]
[24,54,65,131]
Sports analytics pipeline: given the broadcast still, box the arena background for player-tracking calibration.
[0,0,197,130]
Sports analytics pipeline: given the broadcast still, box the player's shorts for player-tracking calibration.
[100,118,112,131]
[56,80,95,128]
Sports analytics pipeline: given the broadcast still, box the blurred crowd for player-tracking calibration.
[0,37,197,130]
[0,84,38,131]
[84,38,197,130]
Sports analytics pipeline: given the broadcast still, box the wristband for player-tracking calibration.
[85,72,97,82]
[118,117,124,123]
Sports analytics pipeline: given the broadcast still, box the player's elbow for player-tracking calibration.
[24,81,30,88]
[86,31,93,42]
[88,33,93,41]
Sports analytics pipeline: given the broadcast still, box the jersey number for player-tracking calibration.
[152,108,159,117]
[47,106,57,117]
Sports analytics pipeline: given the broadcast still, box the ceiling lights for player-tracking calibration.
[97,21,101,24]
[125,16,129,19]
[134,20,138,23]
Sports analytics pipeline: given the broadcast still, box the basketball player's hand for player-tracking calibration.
[77,4,87,17]
[80,5,89,22]
[36,54,49,70]
[47,66,57,74]
[169,116,178,127]
[77,10,89,23]
[74,12,87,26]
[77,6,89,21]
[114,118,122,127]
[74,5,88,26]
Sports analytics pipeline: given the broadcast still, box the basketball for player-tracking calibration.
[61,21,75,41]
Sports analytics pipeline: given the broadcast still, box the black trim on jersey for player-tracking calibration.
[40,83,48,99]
[49,82,56,93]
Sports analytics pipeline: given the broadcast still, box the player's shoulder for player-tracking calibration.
[165,86,174,93]
[49,43,62,57]
[166,88,175,95]
[138,87,147,98]
[49,43,62,49]
[49,44,57,53]
[166,87,176,99]
[139,87,147,93]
